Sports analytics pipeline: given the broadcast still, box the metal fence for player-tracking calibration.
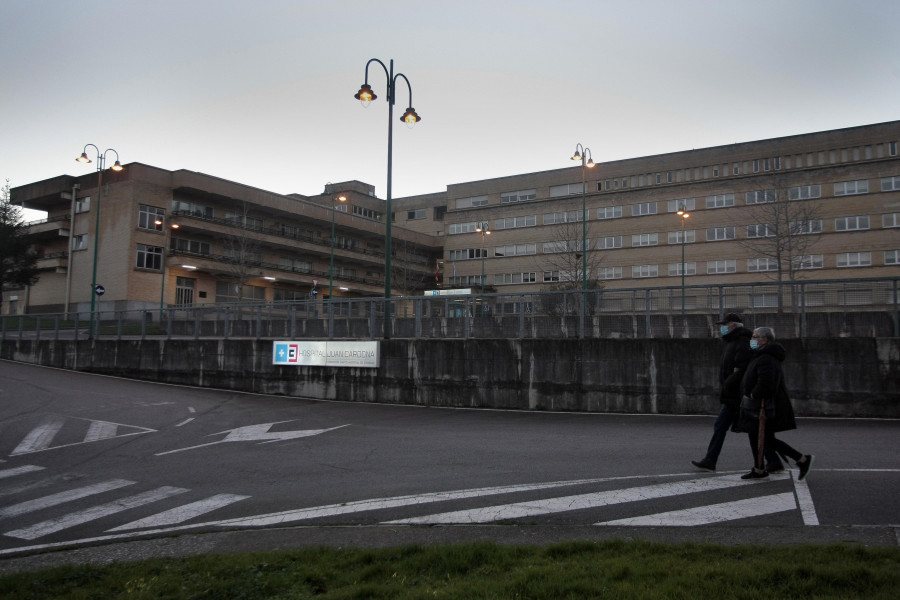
[3,277,898,341]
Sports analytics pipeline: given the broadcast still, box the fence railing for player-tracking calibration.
[3,277,898,341]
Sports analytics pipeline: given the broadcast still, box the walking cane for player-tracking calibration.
[757,398,766,470]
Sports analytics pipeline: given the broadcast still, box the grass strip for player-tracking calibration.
[2,540,898,599]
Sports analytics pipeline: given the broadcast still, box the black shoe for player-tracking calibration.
[741,469,769,480]
[797,455,814,481]
[691,459,716,472]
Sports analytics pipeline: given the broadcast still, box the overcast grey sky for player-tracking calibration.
[3,0,899,219]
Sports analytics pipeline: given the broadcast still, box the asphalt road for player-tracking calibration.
[1,359,898,572]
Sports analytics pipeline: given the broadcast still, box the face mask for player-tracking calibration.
[750,340,759,350]
[719,325,730,337]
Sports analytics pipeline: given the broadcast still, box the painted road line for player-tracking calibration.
[11,417,65,456]
[175,418,195,427]
[0,465,45,481]
[385,474,786,525]
[108,494,251,531]
[83,420,118,442]
[596,492,797,526]
[4,486,189,540]
[0,479,136,519]
[792,471,819,526]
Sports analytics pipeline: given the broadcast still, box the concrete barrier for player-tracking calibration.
[2,338,897,418]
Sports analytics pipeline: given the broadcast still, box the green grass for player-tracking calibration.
[2,541,898,599]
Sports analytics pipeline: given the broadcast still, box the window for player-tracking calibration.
[449,247,488,261]
[279,257,312,273]
[705,193,735,209]
[713,166,719,178]
[407,208,426,220]
[449,222,483,235]
[597,206,622,219]
[885,250,900,265]
[136,244,163,270]
[668,262,696,276]
[790,219,823,235]
[774,156,782,170]
[71,234,88,251]
[883,213,900,228]
[632,264,658,278]
[494,243,536,257]
[833,180,869,196]
[835,216,870,231]
[215,282,265,303]
[621,177,628,189]
[172,238,211,255]
[597,236,622,249]
[733,164,740,175]
[549,183,584,197]
[882,176,900,192]
[543,240,586,254]
[667,230,695,244]
[707,260,736,274]
[174,277,195,306]
[138,204,165,231]
[746,224,775,238]
[543,271,559,283]
[890,142,898,156]
[632,233,659,247]
[434,206,446,220]
[75,196,90,213]
[501,189,536,204]
[352,205,383,221]
[753,159,760,173]
[788,185,822,200]
[598,266,623,280]
[172,199,213,219]
[667,198,695,212]
[837,251,872,268]
[543,210,584,224]
[631,202,658,216]
[456,196,488,209]
[655,174,661,184]
[493,215,536,230]
[745,190,776,205]
[793,254,824,270]
[706,227,736,241]
[496,272,537,285]
[748,258,778,272]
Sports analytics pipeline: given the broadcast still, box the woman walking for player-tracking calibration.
[737,326,814,480]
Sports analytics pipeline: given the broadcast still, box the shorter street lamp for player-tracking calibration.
[157,218,179,316]
[570,143,595,293]
[475,223,491,313]
[330,194,348,301]
[676,202,691,317]
[76,143,123,339]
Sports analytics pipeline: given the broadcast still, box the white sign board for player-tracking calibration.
[273,341,379,368]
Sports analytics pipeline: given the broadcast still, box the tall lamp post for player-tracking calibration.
[76,144,123,339]
[474,223,491,314]
[570,144,595,293]
[676,202,691,317]
[329,194,348,301]
[354,58,421,339]
[157,218,179,316]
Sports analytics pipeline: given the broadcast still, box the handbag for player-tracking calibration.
[740,394,775,419]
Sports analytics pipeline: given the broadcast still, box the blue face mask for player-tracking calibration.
[719,325,730,337]
[750,340,759,350]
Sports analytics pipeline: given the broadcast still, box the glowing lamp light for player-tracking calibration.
[354,83,376,106]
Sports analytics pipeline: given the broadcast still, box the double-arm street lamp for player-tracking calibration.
[570,143,595,293]
[157,218,179,317]
[474,223,491,312]
[329,194,348,301]
[676,202,691,317]
[76,144,123,339]
[354,58,421,339]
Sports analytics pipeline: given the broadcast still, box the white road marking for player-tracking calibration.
[792,471,819,526]
[596,492,797,526]
[11,417,65,455]
[175,418,195,427]
[4,486,189,540]
[155,422,349,456]
[0,479,135,519]
[83,420,118,442]
[385,474,787,525]
[108,494,251,531]
[0,465,45,480]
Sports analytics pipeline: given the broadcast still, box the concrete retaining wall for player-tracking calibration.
[2,338,898,418]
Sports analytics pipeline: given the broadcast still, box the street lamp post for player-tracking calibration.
[676,202,691,317]
[354,58,421,339]
[329,194,348,302]
[76,144,123,339]
[158,218,179,317]
[474,223,491,314]
[571,143,595,337]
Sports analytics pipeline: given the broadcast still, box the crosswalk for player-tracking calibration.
[0,461,817,554]
[10,416,156,456]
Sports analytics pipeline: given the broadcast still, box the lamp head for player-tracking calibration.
[355,83,376,106]
[401,107,421,128]
[586,158,596,168]
[76,152,92,164]
[110,160,124,172]
[336,195,347,203]
[571,151,582,162]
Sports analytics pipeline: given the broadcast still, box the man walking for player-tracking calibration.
[691,313,784,472]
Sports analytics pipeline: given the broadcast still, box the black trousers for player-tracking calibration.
[747,430,802,470]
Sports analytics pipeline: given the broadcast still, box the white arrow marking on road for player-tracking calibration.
[108,493,251,531]
[385,473,788,525]
[596,492,797,526]
[155,421,350,456]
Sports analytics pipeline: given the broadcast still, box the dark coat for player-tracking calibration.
[720,326,753,404]
[735,342,797,433]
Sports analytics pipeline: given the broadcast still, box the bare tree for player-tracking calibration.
[538,210,605,315]
[390,236,433,298]
[222,202,264,302]
[738,174,823,312]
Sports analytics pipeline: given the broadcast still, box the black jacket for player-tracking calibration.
[720,326,753,403]
[736,342,797,433]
